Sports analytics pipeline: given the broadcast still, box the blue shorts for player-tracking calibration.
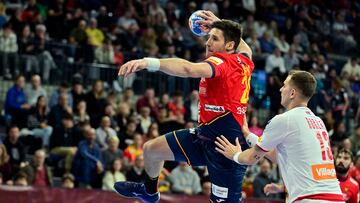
[165,112,249,203]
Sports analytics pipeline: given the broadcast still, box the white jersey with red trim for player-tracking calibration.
[257,107,343,203]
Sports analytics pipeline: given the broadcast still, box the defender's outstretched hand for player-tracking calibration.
[215,135,242,160]
[118,59,148,77]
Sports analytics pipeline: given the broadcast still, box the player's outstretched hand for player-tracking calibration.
[215,135,242,160]
[264,183,283,196]
[195,10,220,33]
[118,59,147,77]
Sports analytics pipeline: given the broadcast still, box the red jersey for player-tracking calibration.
[338,175,359,203]
[349,166,360,184]
[199,53,254,126]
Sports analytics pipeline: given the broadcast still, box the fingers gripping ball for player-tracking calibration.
[188,10,208,37]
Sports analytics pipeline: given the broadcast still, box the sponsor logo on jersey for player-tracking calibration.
[206,56,224,66]
[204,104,225,113]
[311,163,336,180]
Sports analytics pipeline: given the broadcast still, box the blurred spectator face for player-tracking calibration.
[9,127,20,143]
[145,88,155,99]
[140,107,151,117]
[158,108,168,120]
[135,155,144,168]
[250,116,258,127]
[260,159,271,176]
[337,122,346,134]
[273,48,281,57]
[124,88,134,99]
[113,159,122,172]
[134,134,143,147]
[16,76,25,88]
[351,58,357,66]
[179,162,188,170]
[37,96,46,107]
[105,105,114,116]
[335,151,352,174]
[202,181,211,196]
[34,150,46,167]
[77,100,86,112]
[59,94,68,107]
[355,127,360,138]
[343,138,352,151]
[331,145,339,158]
[79,20,87,30]
[62,117,74,129]
[73,83,83,94]
[90,18,97,28]
[118,103,130,116]
[93,80,103,94]
[31,75,41,88]
[108,137,120,151]
[127,122,137,133]
[101,116,111,128]
[99,6,107,15]
[86,128,96,142]
[161,94,170,104]
[22,25,31,37]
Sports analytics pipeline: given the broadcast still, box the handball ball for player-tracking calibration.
[188,10,208,37]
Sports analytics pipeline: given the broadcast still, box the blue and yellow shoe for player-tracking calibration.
[114,181,160,203]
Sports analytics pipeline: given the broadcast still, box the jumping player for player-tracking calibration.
[114,19,254,203]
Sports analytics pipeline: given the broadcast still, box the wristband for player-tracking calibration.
[246,133,259,147]
[144,57,160,72]
[233,151,241,164]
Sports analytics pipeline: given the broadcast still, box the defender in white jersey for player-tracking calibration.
[215,70,344,203]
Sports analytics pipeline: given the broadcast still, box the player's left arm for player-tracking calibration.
[215,135,267,165]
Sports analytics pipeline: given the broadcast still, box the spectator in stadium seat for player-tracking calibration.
[248,116,263,137]
[144,123,160,144]
[283,46,300,72]
[139,107,152,134]
[126,154,146,183]
[96,116,117,150]
[259,31,276,54]
[49,82,73,108]
[18,25,39,77]
[102,158,126,191]
[73,100,90,126]
[342,57,360,82]
[185,90,199,123]
[124,134,144,165]
[27,95,53,148]
[4,75,31,128]
[349,126,360,155]
[85,80,107,128]
[118,119,138,150]
[86,18,105,47]
[136,87,159,118]
[349,154,360,184]
[169,162,202,195]
[265,47,286,74]
[252,158,277,199]
[21,149,53,187]
[13,171,28,186]
[48,93,73,128]
[25,74,47,106]
[0,23,19,80]
[72,127,104,189]
[115,102,130,133]
[50,114,81,173]
[3,126,25,177]
[102,136,123,170]
[71,81,86,111]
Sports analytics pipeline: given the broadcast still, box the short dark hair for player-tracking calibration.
[337,148,353,161]
[210,20,242,51]
[288,70,317,99]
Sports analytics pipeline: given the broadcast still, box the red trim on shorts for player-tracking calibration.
[256,144,269,152]
[294,193,344,202]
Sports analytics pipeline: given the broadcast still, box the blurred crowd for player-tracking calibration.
[0,0,360,200]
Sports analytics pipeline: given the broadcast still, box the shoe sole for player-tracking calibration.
[113,188,160,203]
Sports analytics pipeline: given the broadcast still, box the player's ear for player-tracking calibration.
[225,41,235,52]
[290,89,296,98]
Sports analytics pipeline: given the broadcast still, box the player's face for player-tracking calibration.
[280,76,295,108]
[335,152,352,174]
[205,28,226,57]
